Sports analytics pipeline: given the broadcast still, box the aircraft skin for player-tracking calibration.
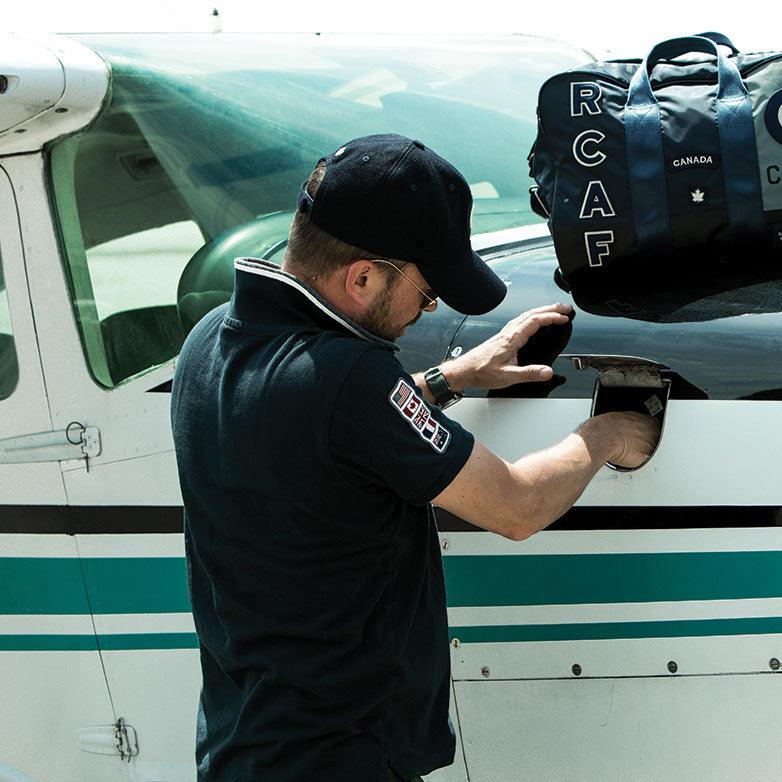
[1,31,782,782]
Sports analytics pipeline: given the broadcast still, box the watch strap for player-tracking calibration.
[424,366,460,407]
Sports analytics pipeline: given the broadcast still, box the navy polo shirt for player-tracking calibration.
[171,258,474,781]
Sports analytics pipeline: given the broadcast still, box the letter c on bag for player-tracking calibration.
[573,130,606,168]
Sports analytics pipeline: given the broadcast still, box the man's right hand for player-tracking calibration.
[579,411,661,469]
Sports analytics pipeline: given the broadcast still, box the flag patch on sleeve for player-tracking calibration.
[389,379,451,453]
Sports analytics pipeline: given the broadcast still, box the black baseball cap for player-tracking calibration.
[297,134,507,316]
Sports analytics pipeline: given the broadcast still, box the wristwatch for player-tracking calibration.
[423,366,462,408]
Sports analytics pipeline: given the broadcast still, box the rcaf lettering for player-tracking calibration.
[570,82,602,117]
[579,180,616,219]
[566,86,614,271]
[572,129,606,167]
[769,165,781,185]
[584,231,614,267]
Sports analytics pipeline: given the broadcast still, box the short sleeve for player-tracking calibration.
[329,347,474,505]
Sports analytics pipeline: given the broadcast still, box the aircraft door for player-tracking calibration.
[6,134,200,780]
[0,162,132,782]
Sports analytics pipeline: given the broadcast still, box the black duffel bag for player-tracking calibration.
[529,33,782,284]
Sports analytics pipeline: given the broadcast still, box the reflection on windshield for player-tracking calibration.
[74,33,588,245]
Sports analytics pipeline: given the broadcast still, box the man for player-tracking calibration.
[171,134,659,782]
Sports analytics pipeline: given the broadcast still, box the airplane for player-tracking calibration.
[1,28,781,782]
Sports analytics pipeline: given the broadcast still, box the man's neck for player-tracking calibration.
[282,261,357,322]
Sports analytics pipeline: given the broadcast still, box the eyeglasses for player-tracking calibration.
[372,260,437,309]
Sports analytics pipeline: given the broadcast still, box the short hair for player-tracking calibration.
[284,161,406,281]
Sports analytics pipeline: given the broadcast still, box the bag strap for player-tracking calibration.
[695,31,740,54]
[624,36,764,254]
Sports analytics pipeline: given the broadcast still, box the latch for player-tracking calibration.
[567,354,669,471]
[76,718,139,762]
[0,422,101,468]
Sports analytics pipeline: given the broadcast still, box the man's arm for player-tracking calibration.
[433,412,660,541]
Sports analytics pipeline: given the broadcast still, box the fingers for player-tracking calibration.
[608,412,662,468]
[502,364,554,383]
[507,302,573,329]
[505,311,571,349]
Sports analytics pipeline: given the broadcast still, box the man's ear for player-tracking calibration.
[344,259,381,306]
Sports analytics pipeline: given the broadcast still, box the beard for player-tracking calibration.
[357,279,417,342]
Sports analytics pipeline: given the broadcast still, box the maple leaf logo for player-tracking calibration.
[691,189,705,203]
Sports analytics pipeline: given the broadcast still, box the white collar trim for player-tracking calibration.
[234,258,398,350]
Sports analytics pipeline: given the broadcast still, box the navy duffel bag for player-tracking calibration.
[528,33,782,283]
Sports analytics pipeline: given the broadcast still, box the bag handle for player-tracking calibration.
[695,31,739,54]
[624,36,764,255]
[629,36,745,105]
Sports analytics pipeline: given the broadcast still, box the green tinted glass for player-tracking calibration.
[50,33,587,387]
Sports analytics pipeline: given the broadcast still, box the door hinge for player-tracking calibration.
[76,718,139,762]
[0,422,101,468]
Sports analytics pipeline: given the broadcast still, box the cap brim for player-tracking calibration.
[422,250,507,316]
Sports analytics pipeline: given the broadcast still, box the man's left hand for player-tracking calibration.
[441,303,573,392]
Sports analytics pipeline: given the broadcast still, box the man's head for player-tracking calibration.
[282,134,506,340]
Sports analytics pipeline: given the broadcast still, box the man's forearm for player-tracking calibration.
[504,421,613,539]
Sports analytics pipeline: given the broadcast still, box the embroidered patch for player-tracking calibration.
[389,379,451,453]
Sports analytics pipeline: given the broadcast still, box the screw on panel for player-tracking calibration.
[770,658,780,671]
[54,107,69,113]
[441,539,450,551]
[451,346,463,357]
[571,664,582,677]
[451,638,461,649]
[481,666,490,678]
[667,660,678,674]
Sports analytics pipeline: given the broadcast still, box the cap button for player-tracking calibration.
[412,140,425,150]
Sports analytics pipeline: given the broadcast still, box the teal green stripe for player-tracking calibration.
[5,551,782,615]
[97,632,199,650]
[443,552,782,607]
[0,634,98,651]
[81,558,191,614]
[0,559,91,614]
[0,557,191,614]
[0,633,199,651]
[450,616,782,644]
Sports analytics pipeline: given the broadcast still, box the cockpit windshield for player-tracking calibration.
[49,33,588,387]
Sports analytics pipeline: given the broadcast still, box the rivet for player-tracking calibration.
[451,346,463,357]
[451,638,460,649]
[481,666,490,678]
[571,663,582,677]
[667,660,678,674]
[770,658,780,671]
[441,538,450,551]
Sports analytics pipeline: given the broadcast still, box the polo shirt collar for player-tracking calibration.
[230,258,399,352]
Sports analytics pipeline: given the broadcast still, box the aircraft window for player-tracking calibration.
[0,260,18,400]
[49,34,587,387]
